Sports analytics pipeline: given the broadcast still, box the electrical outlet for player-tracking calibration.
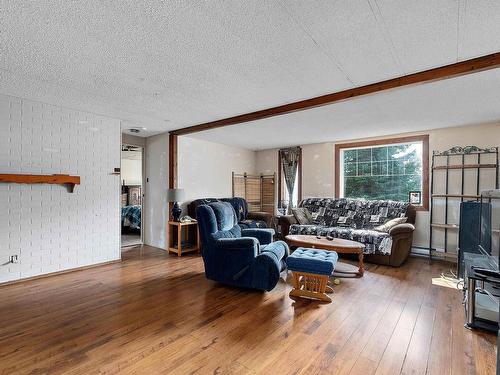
[10,255,18,264]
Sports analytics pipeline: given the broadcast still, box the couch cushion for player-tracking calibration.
[286,247,338,275]
[374,217,407,233]
[360,200,410,229]
[298,197,410,230]
[289,224,332,236]
[299,198,336,226]
[350,229,392,255]
[261,240,288,262]
[299,198,366,228]
[292,207,314,224]
[190,197,252,222]
[210,223,242,242]
[288,224,392,255]
[220,197,248,222]
[239,219,267,229]
[288,223,357,238]
[188,198,220,218]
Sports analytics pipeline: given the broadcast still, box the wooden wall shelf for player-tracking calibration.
[0,174,81,193]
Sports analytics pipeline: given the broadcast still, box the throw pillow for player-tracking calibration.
[374,217,407,233]
[292,208,314,225]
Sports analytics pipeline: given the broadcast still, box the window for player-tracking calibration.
[281,169,299,207]
[335,135,429,209]
[278,147,302,211]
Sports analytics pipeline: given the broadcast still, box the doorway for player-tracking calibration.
[121,144,143,248]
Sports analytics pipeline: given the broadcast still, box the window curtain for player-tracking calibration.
[279,146,301,213]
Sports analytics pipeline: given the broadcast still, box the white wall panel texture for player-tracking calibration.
[0,94,121,283]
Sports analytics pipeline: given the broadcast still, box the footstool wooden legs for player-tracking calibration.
[286,247,339,303]
[289,271,332,303]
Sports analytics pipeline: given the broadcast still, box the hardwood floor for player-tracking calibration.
[0,246,496,374]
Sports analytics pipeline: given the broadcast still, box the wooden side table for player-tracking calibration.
[168,221,200,256]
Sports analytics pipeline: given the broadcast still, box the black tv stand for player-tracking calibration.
[464,254,500,332]
[471,266,500,281]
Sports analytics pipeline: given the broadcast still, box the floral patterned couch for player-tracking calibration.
[279,198,416,267]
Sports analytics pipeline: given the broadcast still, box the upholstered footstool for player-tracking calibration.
[286,248,338,303]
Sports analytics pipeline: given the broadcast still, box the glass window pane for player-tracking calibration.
[344,150,357,163]
[342,141,423,204]
[357,162,371,176]
[388,144,408,159]
[344,162,357,176]
[389,160,405,175]
[404,160,419,175]
[282,165,299,207]
[372,161,388,175]
[372,147,387,162]
[357,149,371,162]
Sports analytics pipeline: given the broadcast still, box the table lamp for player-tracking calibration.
[167,188,185,222]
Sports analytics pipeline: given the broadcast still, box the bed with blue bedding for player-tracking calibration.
[121,205,141,230]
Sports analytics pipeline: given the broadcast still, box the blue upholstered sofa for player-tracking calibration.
[196,202,288,291]
[188,197,273,229]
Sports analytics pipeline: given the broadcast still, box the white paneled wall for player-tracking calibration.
[178,136,257,206]
[0,94,121,283]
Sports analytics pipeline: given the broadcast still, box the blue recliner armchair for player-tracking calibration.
[196,202,289,291]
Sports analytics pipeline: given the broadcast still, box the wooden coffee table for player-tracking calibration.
[285,235,365,276]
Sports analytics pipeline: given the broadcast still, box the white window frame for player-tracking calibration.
[339,140,424,205]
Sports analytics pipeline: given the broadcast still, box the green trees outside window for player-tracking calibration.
[342,142,422,202]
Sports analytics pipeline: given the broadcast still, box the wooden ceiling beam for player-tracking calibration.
[170,52,500,136]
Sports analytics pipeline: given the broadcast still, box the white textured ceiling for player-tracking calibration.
[1,1,500,139]
[188,68,500,150]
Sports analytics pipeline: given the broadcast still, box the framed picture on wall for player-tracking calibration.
[409,191,421,205]
[128,186,142,205]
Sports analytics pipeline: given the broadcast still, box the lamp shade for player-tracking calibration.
[167,188,185,202]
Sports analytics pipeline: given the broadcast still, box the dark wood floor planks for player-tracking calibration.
[0,246,496,375]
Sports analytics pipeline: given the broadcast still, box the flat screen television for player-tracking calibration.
[458,201,492,277]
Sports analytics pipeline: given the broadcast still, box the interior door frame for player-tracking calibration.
[120,141,146,247]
